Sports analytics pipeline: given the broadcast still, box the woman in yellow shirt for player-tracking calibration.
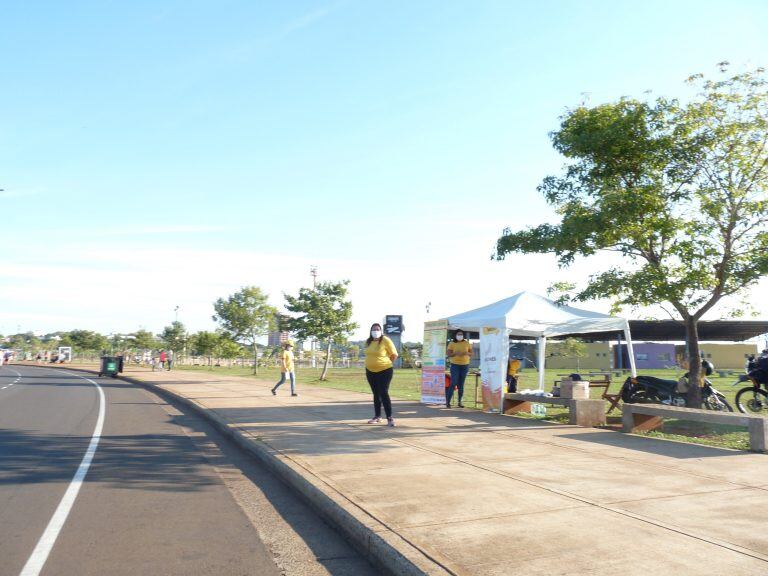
[507,357,521,393]
[271,342,297,396]
[365,322,399,427]
[446,329,472,408]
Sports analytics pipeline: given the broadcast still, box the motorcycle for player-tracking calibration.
[733,373,768,415]
[621,374,733,411]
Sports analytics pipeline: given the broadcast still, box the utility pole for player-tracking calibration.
[309,266,318,367]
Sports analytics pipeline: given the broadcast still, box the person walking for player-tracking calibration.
[271,342,297,396]
[159,349,167,370]
[166,349,174,370]
[446,329,471,408]
[365,323,399,426]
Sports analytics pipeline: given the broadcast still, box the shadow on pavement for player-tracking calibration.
[0,428,218,491]
[558,430,744,459]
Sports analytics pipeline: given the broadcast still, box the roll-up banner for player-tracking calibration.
[480,326,507,413]
[421,320,448,404]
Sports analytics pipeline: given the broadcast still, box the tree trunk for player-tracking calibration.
[252,343,259,376]
[685,316,703,408]
[320,341,332,381]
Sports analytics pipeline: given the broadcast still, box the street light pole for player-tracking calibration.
[309,266,318,367]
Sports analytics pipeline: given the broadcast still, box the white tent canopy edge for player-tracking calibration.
[442,291,637,391]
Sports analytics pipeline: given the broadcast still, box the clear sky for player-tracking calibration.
[2,0,768,340]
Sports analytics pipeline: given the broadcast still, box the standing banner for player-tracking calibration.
[421,320,448,404]
[480,326,508,413]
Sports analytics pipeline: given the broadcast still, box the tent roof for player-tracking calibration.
[442,291,627,338]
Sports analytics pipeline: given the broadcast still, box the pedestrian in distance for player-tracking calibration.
[271,342,297,396]
[166,349,174,371]
[507,356,521,393]
[159,349,167,370]
[446,329,471,408]
[365,323,399,427]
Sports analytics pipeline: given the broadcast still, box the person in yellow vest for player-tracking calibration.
[507,356,521,393]
[271,342,297,396]
[365,322,399,427]
[446,329,472,408]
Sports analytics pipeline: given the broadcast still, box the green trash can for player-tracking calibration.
[99,356,120,378]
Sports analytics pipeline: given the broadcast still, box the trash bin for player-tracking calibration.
[99,356,120,378]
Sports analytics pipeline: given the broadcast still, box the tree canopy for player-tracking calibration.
[213,286,277,374]
[284,280,357,380]
[160,321,188,354]
[495,64,768,404]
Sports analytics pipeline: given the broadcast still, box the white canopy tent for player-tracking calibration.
[443,291,637,393]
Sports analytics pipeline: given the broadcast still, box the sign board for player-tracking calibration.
[384,315,403,335]
[421,319,448,404]
[531,403,547,417]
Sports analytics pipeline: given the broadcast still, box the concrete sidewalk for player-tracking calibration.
[75,366,768,574]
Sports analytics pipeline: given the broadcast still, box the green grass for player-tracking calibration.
[640,421,751,451]
[175,363,757,450]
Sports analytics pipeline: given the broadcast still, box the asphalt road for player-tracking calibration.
[0,365,376,576]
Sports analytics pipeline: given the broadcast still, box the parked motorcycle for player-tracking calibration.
[621,374,733,411]
[733,373,768,415]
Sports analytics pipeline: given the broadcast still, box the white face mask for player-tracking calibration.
[456,334,464,341]
[371,330,382,339]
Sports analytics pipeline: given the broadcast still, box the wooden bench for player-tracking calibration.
[503,393,606,427]
[622,403,768,453]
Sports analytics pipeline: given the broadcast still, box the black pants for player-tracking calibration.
[366,368,393,418]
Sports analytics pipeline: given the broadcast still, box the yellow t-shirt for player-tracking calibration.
[508,358,521,376]
[448,340,472,366]
[365,336,397,372]
[281,349,294,372]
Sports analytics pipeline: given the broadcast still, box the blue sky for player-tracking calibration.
[2,0,768,339]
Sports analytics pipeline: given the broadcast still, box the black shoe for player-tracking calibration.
[458,402,465,408]
[446,402,451,408]
[271,388,276,396]
[291,393,299,397]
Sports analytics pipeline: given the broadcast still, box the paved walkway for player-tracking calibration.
[67,366,768,574]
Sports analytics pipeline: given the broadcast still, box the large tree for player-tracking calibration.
[284,280,358,381]
[495,64,768,406]
[217,336,244,368]
[160,321,188,356]
[128,329,158,351]
[67,330,110,353]
[189,331,220,367]
[213,286,277,375]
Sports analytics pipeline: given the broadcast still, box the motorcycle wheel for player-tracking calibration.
[703,393,733,412]
[628,391,657,404]
[735,388,768,415]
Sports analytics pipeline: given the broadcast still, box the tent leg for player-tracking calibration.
[537,336,547,390]
[624,323,637,377]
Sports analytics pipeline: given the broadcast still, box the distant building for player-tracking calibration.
[267,331,289,347]
[545,342,612,370]
[615,343,676,370]
[674,342,758,370]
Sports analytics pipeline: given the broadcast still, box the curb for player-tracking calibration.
[38,365,452,576]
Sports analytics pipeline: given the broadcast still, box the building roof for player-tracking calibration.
[576,320,768,342]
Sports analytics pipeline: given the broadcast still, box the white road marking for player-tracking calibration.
[19,369,106,576]
[0,367,22,389]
